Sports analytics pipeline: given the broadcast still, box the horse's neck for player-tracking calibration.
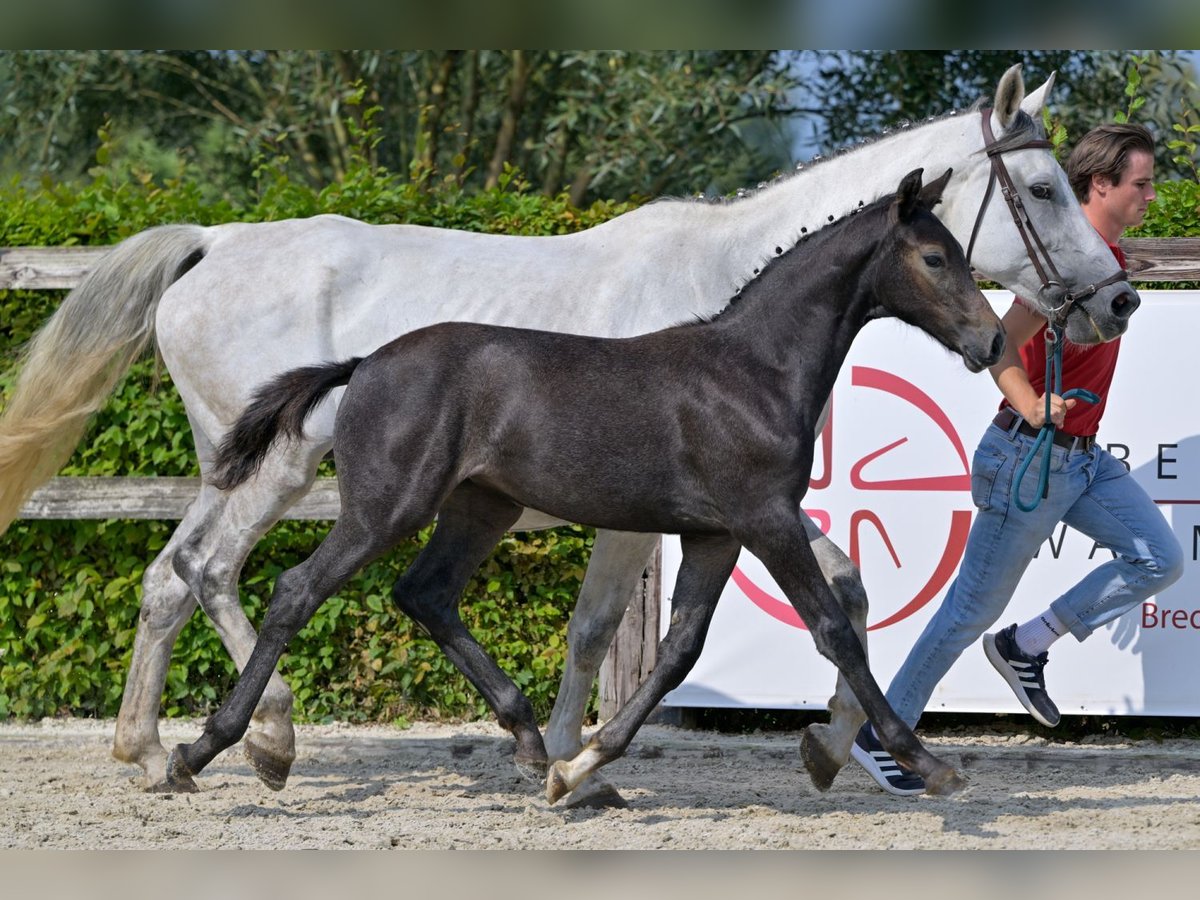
[711,115,971,286]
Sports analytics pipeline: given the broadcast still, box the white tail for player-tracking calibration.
[0,225,210,533]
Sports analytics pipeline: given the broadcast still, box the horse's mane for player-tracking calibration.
[654,95,1003,210]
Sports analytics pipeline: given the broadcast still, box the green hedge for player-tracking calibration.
[1,140,633,724]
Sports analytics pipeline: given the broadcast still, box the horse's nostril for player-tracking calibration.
[990,331,1006,362]
[1112,289,1141,319]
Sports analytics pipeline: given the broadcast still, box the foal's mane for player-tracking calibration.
[681,188,899,328]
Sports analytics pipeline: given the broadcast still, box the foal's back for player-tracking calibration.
[334,316,810,536]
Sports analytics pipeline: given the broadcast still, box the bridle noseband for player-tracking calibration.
[965,107,1128,330]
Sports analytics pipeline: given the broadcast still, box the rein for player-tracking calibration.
[1009,324,1099,512]
[964,108,1116,511]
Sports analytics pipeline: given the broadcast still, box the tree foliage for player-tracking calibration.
[799,50,1199,179]
[0,50,799,207]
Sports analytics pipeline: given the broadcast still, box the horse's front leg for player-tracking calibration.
[796,513,870,791]
[546,534,740,804]
[543,529,659,807]
[743,515,966,796]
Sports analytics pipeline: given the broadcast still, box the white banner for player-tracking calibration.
[661,291,1200,717]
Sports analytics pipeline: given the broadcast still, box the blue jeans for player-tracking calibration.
[886,417,1185,728]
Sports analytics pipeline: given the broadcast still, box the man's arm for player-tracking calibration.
[990,302,1076,429]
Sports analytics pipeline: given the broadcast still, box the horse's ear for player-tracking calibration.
[892,168,924,222]
[1020,71,1056,117]
[993,63,1026,130]
[918,167,953,209]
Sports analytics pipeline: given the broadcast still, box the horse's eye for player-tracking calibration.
[1030,183,1053,200]
[923,253,944,268]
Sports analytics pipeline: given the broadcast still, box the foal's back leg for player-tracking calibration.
[168,501,431,786]
[742,517,966,796]
[392,483,547,774]
[547,533,741,803]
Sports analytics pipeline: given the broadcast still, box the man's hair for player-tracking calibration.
[1066,123,1155,203]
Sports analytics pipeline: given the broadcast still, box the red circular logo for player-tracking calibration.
[733,366,973,631]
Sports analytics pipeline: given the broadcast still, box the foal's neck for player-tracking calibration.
[720,211,887,420]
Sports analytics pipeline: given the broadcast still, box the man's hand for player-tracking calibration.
[1023,393,1076,429]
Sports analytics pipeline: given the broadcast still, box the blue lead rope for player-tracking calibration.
[1010,325,1100,512]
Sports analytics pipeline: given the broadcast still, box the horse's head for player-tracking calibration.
[937,63,1140,345]
[879,167,1006,373]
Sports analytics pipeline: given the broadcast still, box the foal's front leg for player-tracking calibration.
[743,517,966,796]
[546,534,741,804]
[543,529,659,807]
[796,514,870,791]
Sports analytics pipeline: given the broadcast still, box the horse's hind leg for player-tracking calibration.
[542,529,658,807]
[392,484,548,776]
[113,497,206,790]
[797,514,870,791]
[745,520,966,796]
[547,534,740,804]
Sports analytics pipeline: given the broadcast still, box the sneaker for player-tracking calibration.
[850,723,925,796]
[984,624,1061,727]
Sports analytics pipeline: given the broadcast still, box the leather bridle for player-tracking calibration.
[965,107,1128,330]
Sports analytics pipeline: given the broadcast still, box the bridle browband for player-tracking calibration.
[965,107,1128,329]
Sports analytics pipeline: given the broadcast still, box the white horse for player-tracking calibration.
[0,65,1137,801]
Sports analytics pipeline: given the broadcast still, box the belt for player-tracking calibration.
[993,407,1096,452]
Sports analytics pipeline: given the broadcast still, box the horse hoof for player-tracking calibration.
[513,754,549,784]
[799,725,841,792]
[161,747,200,793]
[924,765,969,797]
[545,761,572,805]
[245,735,293,792]
[564,778,628,810]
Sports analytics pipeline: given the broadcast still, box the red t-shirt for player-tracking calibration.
[1001,242,1126,438]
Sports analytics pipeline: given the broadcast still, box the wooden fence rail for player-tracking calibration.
[5,239,1200,717]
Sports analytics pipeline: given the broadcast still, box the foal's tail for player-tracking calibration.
[210,358,364,491]
[0,225,210,534]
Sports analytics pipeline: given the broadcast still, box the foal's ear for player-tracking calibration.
[918,167,953,209]
[892,167,925,222]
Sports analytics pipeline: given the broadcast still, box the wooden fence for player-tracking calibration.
[4,238,1200,717]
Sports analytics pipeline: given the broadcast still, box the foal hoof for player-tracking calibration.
[545,761,572,806]
[161,746,200,794]
[245,734,293,792]
[924,765,970,797]
[799,725,843,792]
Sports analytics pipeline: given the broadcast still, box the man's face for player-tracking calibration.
[1101,149,1156,230]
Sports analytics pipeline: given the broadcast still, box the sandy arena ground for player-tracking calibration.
[2,716,1200,850]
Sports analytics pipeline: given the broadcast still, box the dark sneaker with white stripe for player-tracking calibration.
[850,723,925,796]
[984,624,1061,727]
